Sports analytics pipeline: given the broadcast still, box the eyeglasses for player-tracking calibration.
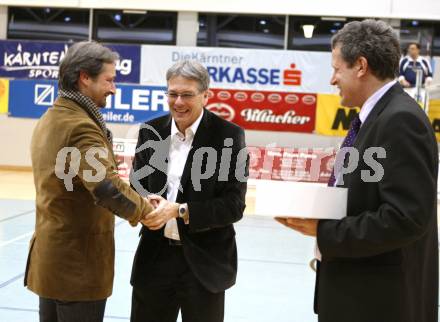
[165,91,200,101]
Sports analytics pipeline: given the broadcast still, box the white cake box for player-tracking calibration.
[254,180,347,220]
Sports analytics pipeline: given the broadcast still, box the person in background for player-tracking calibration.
[399,42,433,87]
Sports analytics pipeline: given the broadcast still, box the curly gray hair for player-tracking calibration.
[331,19,401,80]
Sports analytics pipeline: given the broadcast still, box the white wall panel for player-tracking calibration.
[390,0,440,20]
[0,0,440,20]
[0,0,438,20]
[433,57,440,85]
[0,6,7,39]
[79,0,392,17]
[0,0,79,7]
[176,11,198,47]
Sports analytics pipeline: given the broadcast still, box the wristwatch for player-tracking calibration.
[178,203,189,222]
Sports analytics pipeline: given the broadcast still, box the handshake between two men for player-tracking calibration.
[141,195,189,230]
[140,195,319,236]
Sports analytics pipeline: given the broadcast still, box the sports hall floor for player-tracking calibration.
[0,169,438,322]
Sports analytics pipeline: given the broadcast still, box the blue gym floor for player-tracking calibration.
[0,198,318,322]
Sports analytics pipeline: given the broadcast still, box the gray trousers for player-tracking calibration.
[39,297,107,322]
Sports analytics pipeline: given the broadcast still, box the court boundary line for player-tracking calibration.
[0,210,34,223]
[0,273,24,289]
[0,231,33,248]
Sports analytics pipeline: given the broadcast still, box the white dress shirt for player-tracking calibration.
[315,80,397,261]
[164,110,204,240]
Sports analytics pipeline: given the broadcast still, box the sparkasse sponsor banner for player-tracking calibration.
[206,88,316,133]
[315,93,360,137]
[0,78,8,114]
[141,45,333,93]
[0,40,141,83]
[8,79,168,123]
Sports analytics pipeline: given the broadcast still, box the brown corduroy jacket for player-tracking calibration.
[25,97,153,301]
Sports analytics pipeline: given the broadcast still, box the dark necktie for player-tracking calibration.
[328,115,362,186]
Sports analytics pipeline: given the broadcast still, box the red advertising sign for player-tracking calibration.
[113,139,335,184]
[248,146,336,183]
[113,139,136,181]
[205,88,316,133]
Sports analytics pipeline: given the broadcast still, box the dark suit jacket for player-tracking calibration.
[130,109,248,293]
[316,83,439,322]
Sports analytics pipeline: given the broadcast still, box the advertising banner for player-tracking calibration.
[248,146,336,183]
[315,93,360,137]
[0,40,140,83]
[111,140,337,184]
[9,79,54,118]
[205,88,316,133]
[428,99,440,141]
[113,138,137,180]
[141,45,334,93]
[0,78,8,114]
[8,79,168,123]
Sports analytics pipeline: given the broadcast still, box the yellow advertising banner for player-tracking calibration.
[428,99,440,142]
[0,78,8,114]
[315,93,360,137]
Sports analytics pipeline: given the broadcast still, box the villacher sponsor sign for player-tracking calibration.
[206,88,316,132]
[241,109,311,125]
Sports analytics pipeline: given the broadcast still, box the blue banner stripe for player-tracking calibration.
[0,40,140,84]
[8,79,169,124]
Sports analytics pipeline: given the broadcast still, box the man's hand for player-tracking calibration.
[425,78,433,87]
[141,197,179,230]
[275,217,319,237]
[399,78,411,88]
[147,194,166,209]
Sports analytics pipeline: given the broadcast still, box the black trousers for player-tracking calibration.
[39,297,107,322]
[131,240,225,322]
